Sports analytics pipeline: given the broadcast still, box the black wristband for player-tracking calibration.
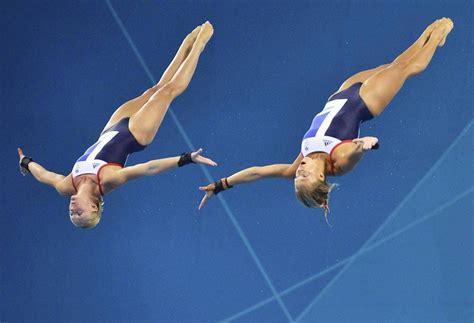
[213,179,225,195]
[214,178,233,195]
[19,156,33,175]
[372,143,380,150]
[178,152,195,167]
[224,177,233,189]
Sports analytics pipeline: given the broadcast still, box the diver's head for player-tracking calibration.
[69,193,103,229]
[294,155,336,224]
[295,156,326,184]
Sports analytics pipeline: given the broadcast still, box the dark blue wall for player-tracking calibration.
[1,0,472,321]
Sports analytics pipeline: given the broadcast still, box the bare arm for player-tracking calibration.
[109,149,217,186]
[117,156,181,183]
[198,154,303,209]
[29,162,66,187]
[18,148,70,195]
[226,164,293,186]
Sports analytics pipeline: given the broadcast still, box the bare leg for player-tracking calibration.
[101,26,201,133]
[129,22,214,145]
[337,65,389,92]
[360,18,453,117]
[336,19,440,92]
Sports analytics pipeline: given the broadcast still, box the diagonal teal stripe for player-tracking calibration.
[295,119,473,322]
[224,185,473,321]
[104,1,293,321]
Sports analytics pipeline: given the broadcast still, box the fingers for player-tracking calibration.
[194,148,203,155]
[17,147,24,158]
[191,148,203,160]
[198,194,210,210]
[199,184,213,191]
[197,156,217,166]
[192,148,218,166]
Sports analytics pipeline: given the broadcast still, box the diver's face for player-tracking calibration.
[294,157,325,188]
[69,194,98,227]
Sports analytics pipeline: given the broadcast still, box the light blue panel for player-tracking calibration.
[299,191,473,322]
[232,300,288,323]
[370,121,473,245]
[282,267,341,319]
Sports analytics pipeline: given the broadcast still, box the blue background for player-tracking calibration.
[1,0,472,322]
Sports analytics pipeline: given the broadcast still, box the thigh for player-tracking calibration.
[101,87,159,133]
[337,65,389,92]
[128,87,175,145]
[359,62,408,117]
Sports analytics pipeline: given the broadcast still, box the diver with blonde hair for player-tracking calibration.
[18,22,216,229]
[199,18,453,224]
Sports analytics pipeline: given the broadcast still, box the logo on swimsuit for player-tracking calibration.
[93,163,100,169]
[324,140,332,146]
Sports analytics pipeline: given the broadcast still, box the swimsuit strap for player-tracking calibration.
[71,176,78,193]
[71,163,122,196]
[328,139,355,176]
[327,155,336,176]
[96,163,123,196]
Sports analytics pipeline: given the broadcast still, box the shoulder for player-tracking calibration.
[98,165,126,194]
[282,153,304,178]
[331,141,364,176]
[331,140,358,158]
[55,174,76,196]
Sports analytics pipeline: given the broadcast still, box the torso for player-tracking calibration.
[68,118,146,196]
[301,82,373,176]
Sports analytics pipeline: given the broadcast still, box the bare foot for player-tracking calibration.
[196,21,214,48]
[417,20,439,47]
[183,25,202,45]
[423,19,440,37]
[438,17,454,47]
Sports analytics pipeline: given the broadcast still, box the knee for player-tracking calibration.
[159,82,186,98]
[376,64,390,71]
[148,83,180,102]
[141,85,161,98]
[390,60,425,77]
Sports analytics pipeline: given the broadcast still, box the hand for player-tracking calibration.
[198,182,216,210]
[18,147,25,160]
[352,137,378,150]
[191,148,217,166]
[18,147,28,176]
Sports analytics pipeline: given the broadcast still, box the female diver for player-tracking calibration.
[18,22,216,229]
[199,18,454,223]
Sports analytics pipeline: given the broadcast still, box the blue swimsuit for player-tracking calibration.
[301,82,373,157]
[71,118,146,194]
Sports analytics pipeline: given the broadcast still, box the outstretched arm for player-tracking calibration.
[111,148,216,185]
[18,148,69,195]
[226,164,295,185]
[198,154,303,209]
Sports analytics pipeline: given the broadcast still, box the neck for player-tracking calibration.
[307,152,331,175]
[76,176,100,197]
